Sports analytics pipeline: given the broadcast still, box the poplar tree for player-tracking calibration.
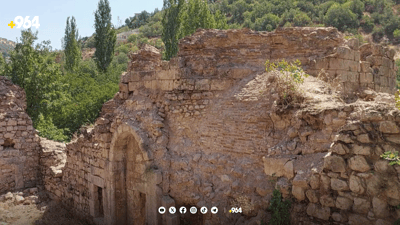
[162,0,185,60]
[94,0,116,72]
[63,16,81,71]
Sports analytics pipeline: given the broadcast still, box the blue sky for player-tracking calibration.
[1,0,163,50]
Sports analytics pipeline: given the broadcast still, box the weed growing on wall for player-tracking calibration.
[266,189,291,225]
[380,151,400,165]
[265,59,309,108]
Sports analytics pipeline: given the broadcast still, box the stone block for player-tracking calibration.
[194,79,210,91]
[306,190,319,203]
[331,178,349,191]
[128,81,143,91]
[367,55,383,66]
[337,46,354,60]
[306,203,330,221]
[348,214,372,225]
[372,197,389,218]
[156,69,177,80]
[360,73,373,83]
[210,79,233,91]
[329,58,344,70]
[349,156,370,172]
[352,145,371,155]
[262,157,294,179]
[336,196,353,210]
[379,121,400,133]
[353,197,371,214]
[324,154,346,172]
[314,58,329,69]
[349,175,366,194]
[292,186,305,201]
[320,195,335,207]
[360,61,371,72]
[343,59,360,72]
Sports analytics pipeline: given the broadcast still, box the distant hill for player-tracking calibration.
[0,38,16,57]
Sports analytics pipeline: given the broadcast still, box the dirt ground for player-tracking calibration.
[0,189,89,225]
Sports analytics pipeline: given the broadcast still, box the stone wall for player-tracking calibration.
[0,76,41,194]
[48,27,399,225]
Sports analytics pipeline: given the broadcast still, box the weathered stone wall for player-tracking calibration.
[120,28,397,99]
[52,27,399,225]
[39,138,66,200]
[0,76,41,194]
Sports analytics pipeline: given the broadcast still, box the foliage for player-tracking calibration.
[324,3,359,31]
[162,0,185,60]
[94,0,117,72]
[255,13,281,31]
[265,59,308,107]
[128,34,139,43]
[394,29,400,38]
[180,0,216,37]
[380,151,400,165]
[5,29,62,123]
[361,15,375,32]
[63,16,81,71]
[293,11,311,27]
[125,10,151,29]
[82,34,96,48]
[267,189,291,225]
[139,21,163,37]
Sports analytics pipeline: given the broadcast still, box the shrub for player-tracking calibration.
[324,3,359,31]
[267,189,291,225]
[293,12,311,27]
[361,15,375,33]
[254,13,281,31]
[127,34,138,43]
[394,29,400,38]
[265,59,308,107]
[372,25,385,42]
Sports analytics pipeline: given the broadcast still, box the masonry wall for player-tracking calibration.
[54,27,399,225]
[0,76,41,194]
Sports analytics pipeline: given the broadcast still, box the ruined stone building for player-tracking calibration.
[1,27,400,225]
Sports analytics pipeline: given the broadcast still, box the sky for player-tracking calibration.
[0,0,163,50]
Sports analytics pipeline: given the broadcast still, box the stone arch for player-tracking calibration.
[102,123,162,225]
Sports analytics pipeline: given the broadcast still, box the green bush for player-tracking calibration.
[361,15,375,32]
[293,12,311,27]
[324,3,359,31]
[372,25,385,42]
[394,29,400,38]
[267,189,291,225]
[116,44,130,54]
[265,59,308,107]
[127,34,138,43]
[254,13,281,31]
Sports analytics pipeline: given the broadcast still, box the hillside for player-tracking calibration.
[0,38,16,58]
[211,0,400,44]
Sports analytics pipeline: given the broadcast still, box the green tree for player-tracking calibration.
[394,29,400,38]
[5,29,62,123]
[293,12,311,27]
[63,16,81,71]
[94,0,117,72]
[162,0,185,60]
[180,0,216,38]
[324,3,359,31]
[344,0,365,19]
[254,13,281,31]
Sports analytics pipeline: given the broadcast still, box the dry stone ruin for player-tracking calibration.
[0,27,399,225]
[0,77,41,194]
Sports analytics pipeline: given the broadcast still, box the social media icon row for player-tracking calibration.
[158,206,218,214]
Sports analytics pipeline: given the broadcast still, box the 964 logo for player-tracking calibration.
[8,16,40,29]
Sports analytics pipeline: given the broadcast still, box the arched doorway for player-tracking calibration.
[103,124,162,225]
[112,132,146,225]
